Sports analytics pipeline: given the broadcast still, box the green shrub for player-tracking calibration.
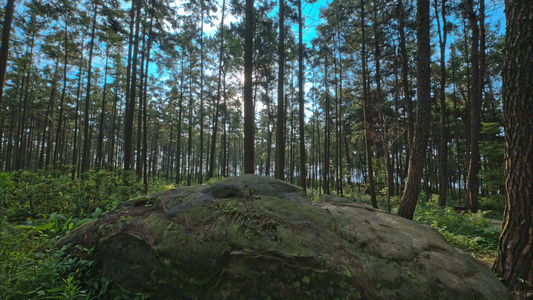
[3,169,148,219]
[414,202,501,254]
[0,216,110,299]
[479,195,505,219]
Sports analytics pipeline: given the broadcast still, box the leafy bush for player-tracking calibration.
[2,169,149,220]
[479,195,505,219]
[0,169,174,299]
[0,216,110,299]
[414,202,501,254]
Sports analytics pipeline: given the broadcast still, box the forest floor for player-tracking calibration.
[487,218,503,230]
[474,218,502,268]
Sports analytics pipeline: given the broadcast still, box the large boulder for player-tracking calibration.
[59,175,512,299]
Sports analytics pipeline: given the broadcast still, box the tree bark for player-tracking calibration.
[187,59,194,184]
[208,0,226,179]
[372,6,394,199]
[398,0,414,179]
[464,0,480,213]
[397,0,432,220]
[198,0,205,183]
[323,52,330,195]
[124,0,141,171]
[243,0,255,174]
[298,0,306,191]
[71,36,85,179]
[0,0,15,110]
[361,0,376,207]
[493,0,533,290]
[53,20,69,168]
[435,0,448,207]
[96,48,109,169]
[81,1,98,174]
[275,0,286,180]
[176,55,185,184]
[142,12,153,193]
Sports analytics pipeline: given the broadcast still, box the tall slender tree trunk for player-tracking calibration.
[53,20,69,168]
[208,0,226,179]
[465,0,480,213]
[0,0,15,110]
[323,52,330,195]
[275,0,285,180]
[297,0,306,191]
[71,36,85,179]
[176,55,185,184]
[137,27,147,178]
[142,14,153,193]
[398,0,414,179]
[222,65,228,177]
[397,0,432,220]
[361,0,376,207]
[243,0,255,174]
[18,71,32,170]
[187,59,194,184]
[44,60,60,168]
[81,1,98,174]
[372,8,394,199]
[96,48,109,169]
[333,39,340,195]
[435,0,448,207]
[198,1,205,183]
[337,31,344,197]
[124,0,141,171]
[108,90,118,169]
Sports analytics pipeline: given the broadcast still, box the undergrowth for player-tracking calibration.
[0,169,173,299]
[414,201,501,255]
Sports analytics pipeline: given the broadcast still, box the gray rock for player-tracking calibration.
[58,175,512,299]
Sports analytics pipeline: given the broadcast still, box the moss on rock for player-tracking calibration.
[58,175,512,299]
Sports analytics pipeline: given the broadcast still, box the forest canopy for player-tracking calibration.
[0,0,506,203]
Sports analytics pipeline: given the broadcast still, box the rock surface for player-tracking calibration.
[59,175,512,299]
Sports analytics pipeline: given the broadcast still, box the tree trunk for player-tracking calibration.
[493,0,533,290]
[71,36,85,179]
[361,0,376,207]
[53,20,69,168]
[397,0,432,220]
[198,0,205,183]
[176,55,185,184]
[243,0,254,174]
[187,58,194,185]
[435,0,448,207]
[0,0,15,110]
[222,64,228,177]
[124,0,141,171]
[137,27,147,178]
[275,0,285,180]
[323,52,330,195]
[298,0,306,191]
[108,90,118,169]
[465,0,480,213]
[208,0,226,179]
[81,1,98,174]
[372,7,394,199]
[142,13,153,193]
[96,48,109,169]
[398,0,414,178]
[44,60,60,168]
